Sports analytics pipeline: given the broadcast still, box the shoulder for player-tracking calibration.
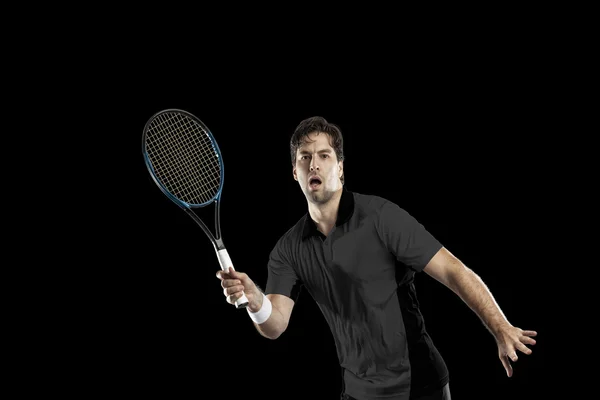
[349,190,420,234]
[271,213,306,251]
[267,214,307,269]
[351,190,406,217]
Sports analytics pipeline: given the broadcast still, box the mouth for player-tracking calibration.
[308,176,322,190]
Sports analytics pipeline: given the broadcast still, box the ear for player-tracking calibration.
[338,161,344,180]
[293,164,298,181]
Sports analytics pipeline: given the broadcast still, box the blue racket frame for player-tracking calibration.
[142,108,227,251]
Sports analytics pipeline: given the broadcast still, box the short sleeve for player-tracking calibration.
[265,237,303,302]
[376,201,443,272]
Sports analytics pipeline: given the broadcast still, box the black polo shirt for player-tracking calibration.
[265,187,448,400]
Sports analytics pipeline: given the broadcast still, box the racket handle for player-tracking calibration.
[217,249,249,309]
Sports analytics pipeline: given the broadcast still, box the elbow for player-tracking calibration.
[255,300,291,340]
[263,329,284,340]
[267,332,282,340]
[269,323,289,340]
[258,324,287,340]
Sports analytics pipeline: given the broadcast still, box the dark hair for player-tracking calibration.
[290,116,345,184]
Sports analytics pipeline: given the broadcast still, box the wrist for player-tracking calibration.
[489,319,512,338]
[248,291,264,313]
[247,292,272,324]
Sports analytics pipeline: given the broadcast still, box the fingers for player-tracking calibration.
[501,354,513,377]
[216,269,248,305]
[216,271,228,280]
[497,327,538,378]
[516,341,533,355]
[521,335,537,346]
[216,267,247,280]
[226,290,246,305]
[220,278,242,289]
[223,283,245,297]
[218,275,245,298]
[216,269,233,280]
[516,330,536,354]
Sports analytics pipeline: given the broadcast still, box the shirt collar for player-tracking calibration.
[302,186,354,239]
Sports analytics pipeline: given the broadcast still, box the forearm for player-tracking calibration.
[249,294,288,340]
[448,262,510,337]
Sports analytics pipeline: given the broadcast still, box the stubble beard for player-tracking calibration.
[308,187,335,205]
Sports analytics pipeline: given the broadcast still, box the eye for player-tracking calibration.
[321,154,329,158]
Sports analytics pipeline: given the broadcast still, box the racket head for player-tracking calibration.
[142,109,225,209]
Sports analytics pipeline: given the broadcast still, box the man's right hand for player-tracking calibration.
[216,268,263,311]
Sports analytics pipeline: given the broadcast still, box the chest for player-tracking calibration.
[295,218,398,304]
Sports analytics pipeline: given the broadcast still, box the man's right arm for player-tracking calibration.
[250,293,295,340]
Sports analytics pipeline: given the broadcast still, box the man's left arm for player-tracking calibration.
[423,247,538,377]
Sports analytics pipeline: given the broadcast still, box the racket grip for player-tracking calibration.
[217,249,249,309]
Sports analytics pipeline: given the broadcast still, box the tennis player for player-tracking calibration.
[216,116,537,400]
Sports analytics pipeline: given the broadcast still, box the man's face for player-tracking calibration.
[293,132,343,204]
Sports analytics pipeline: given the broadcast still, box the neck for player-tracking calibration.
[308,188,343,236]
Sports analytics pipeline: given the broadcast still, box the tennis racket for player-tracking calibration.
[142,108,249,309]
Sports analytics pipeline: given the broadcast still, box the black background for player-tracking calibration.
[13,7,583,397]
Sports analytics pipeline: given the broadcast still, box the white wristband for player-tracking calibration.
[247,292,272,324]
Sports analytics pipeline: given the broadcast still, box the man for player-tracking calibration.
[216,116,537,400]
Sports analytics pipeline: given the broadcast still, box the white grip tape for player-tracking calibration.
[217,248,248,308]
[217,249,233,272]
[247,292,272,324]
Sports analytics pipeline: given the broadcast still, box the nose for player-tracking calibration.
[310,157,319,171]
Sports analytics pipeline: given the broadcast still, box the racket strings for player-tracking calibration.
[145,113,221,205]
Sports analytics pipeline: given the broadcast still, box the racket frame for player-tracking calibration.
[142,109,249,308]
